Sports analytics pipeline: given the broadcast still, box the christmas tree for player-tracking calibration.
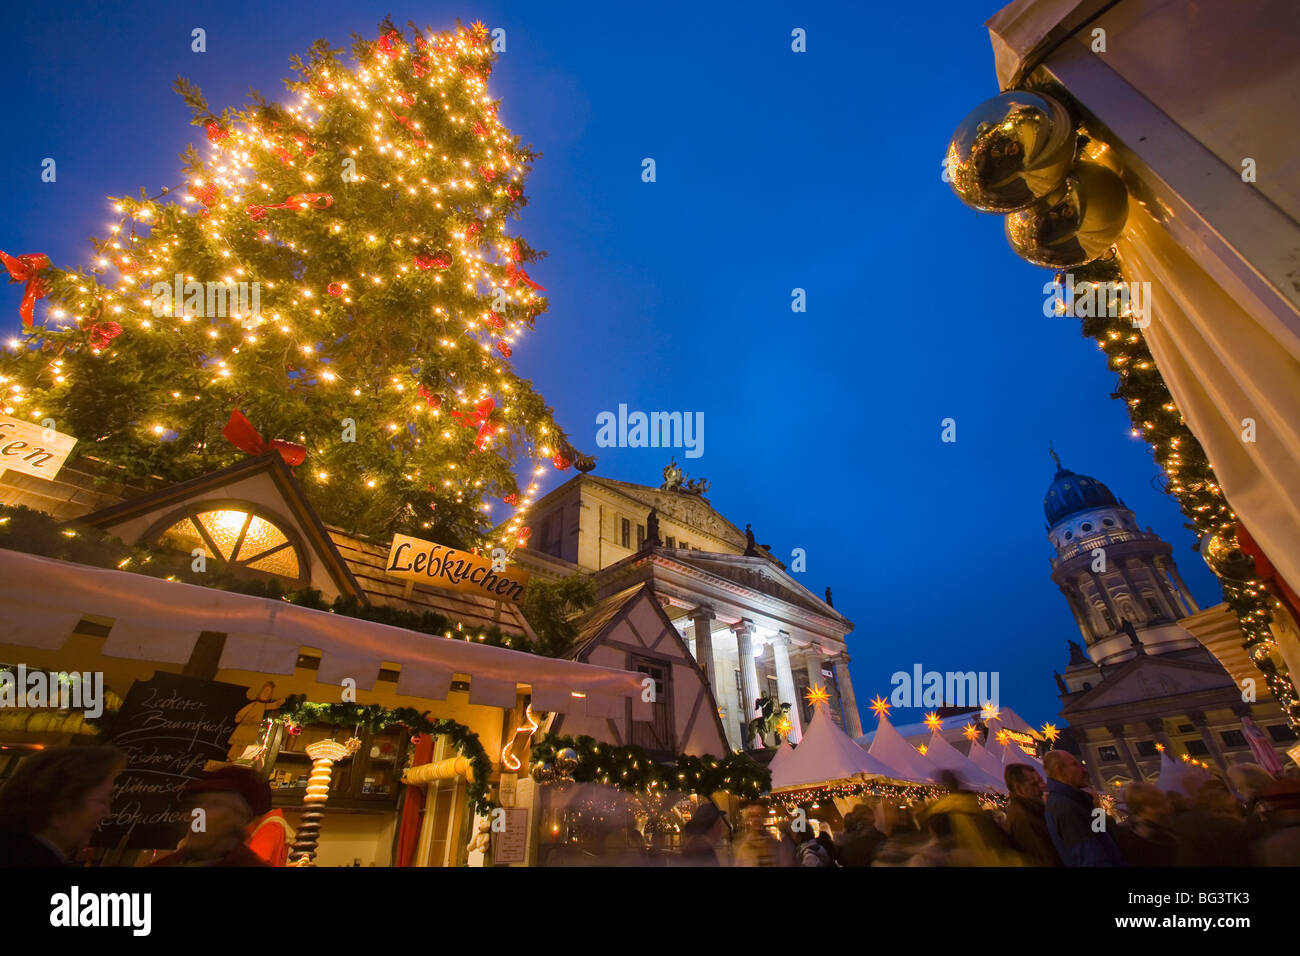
[0,19,575,548]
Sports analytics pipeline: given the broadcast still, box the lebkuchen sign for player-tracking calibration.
[0,414,77,480]
[385,533,529,602]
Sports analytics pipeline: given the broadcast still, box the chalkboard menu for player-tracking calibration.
[93,672,249,850]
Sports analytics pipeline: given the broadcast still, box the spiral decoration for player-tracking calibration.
[288,737,360,866]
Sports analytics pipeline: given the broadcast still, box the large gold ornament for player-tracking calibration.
[946,91,1076,212]
[1004,159,1128,268]
[1200,527,1257,583]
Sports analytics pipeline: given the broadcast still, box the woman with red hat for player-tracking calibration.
[151,766,272,867]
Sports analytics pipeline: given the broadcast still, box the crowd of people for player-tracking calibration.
[2,743,1298,866]
[683,750,1300,867]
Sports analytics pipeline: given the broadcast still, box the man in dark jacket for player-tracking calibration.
[1004,763,1062,866]
[1043,750,1125,866]
[151,766,271,867]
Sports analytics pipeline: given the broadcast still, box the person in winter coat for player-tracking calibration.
[791,824,832,866]
[1042,750,1125,866]
[1113,783,1177,867]
[927,772,1021,866]
[1170,774,1250,867]
[1003,764,1062,866]
[0,746,126,867]
[836,803,887,866]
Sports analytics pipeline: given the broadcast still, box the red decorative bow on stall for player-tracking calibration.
[222,409,306,466]
[0,251,52,326]
[246,193,333,222]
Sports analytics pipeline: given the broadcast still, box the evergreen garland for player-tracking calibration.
[276,694,496,814]
[529,734,770,799]
[1063,255,1299,726]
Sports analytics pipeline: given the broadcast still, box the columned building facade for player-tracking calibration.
[1044,457,1296,787]
[514,474,860,751]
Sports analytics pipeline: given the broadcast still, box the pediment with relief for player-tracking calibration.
[1067,656,1234,710]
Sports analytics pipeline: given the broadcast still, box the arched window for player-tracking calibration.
[144,500,309,586]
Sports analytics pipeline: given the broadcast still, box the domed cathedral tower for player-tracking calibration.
[1045,448,1201,680]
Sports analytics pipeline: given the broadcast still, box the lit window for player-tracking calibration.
[156,504,304,581]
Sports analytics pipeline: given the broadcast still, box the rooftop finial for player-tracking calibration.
[1049,441,1062,471]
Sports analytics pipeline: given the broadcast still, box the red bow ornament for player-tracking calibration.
[0,251,51,326]
[246,193,333,222]
[378,31,403,60]
[221,409,306,466]
[417,385,442,409]
[451,397,496,452]
[414,255,450,270]
[88,321,123,349]
[496,340,512,357]
[503,242,545,291]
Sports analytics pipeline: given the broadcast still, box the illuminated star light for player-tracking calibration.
[805,684,830,708]
[1040,722,1059,743]
[924,711,942,732]
[962,723,980,741]
[869,695,890,719]
[980,701,1000,722]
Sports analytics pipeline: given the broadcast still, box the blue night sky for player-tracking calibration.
[1,1,1223,730]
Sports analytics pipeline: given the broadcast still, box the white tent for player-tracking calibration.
[866,712,939,784]
[766,741,795,782]
[966,738,1008,781]
[998,737,1044,772]
[769,705,896,792]
[1154,751,1211,798]
[924,730,1006,792]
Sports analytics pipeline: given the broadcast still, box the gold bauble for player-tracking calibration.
[946,91,1076,212]
[1200,527,1256,583]
[554,747,579,777]
[1005,159,1129,268]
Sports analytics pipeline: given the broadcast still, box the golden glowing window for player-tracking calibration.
[155,503,304,582]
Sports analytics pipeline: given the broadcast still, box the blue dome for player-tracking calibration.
[1044,464,1119,525]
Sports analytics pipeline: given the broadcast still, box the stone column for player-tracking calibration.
[1106,723,1144,781]
[1087,570,1122,632]
[771,632,802,743]
[1167,562,1200,614]
[830,653,864,737]
[689,607,717,692]
[1188,710,1228,771]
[733,620,760,749]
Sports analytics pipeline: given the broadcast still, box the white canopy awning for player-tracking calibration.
[0,549,649,717]
[770,706,897,792]
[866,713,938,784]
[924,730,1005,793]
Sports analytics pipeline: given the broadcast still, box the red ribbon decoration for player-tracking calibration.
[417,385,442,409]
[412,56,431,77]
[496,340,512,357]
[473,122,487,137]
[0,251,51,326]
[88,321,123,349]
[205,121,229,143]
[221,409,306,467]
[462,222,481,241]
[378,30,403,59]
[478,164,496,182]
[246,193,333,222]
[451,397,494,429]
[414,255,450,270]
[483,312,504,330]
[451,397,496,452]
[503,242,545,291]
[1237,523,1300,628]
[388,107,426,147]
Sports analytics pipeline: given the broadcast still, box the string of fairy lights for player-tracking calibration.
[1059,255,1300,727]
[0,21,573,553]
